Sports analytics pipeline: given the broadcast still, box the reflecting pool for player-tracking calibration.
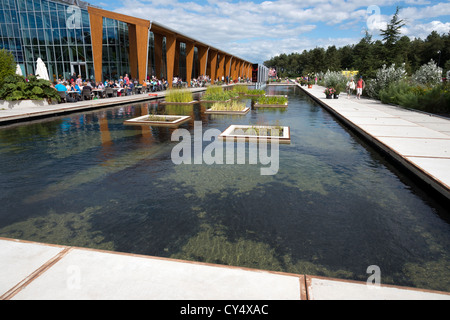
[0,85,449,292]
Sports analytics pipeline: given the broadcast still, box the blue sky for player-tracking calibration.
[87,0,450,63]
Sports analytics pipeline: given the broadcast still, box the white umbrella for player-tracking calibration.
[15,64,23,76]
[35,58,49,81]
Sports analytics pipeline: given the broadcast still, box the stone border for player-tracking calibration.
[123,115,191,127]
[218,124,291,144]
[158,100,198,105]
[205,107,250,115]
[254,102,288,108]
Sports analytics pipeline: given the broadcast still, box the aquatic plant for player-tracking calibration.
[201,86,235,101]
[209,100,247,111]
[232,84,249,94]
[164,89,194,103]
[246,89,265,96]
[256,95,288,105]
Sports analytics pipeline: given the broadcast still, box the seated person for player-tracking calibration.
[55,81,67,92]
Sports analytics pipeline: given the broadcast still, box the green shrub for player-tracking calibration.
[379,81,450,113]
[0,49,16,84]
[417,84,450,113]
[0,74,60,102]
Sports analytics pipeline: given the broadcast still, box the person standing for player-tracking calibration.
[356,76,365,100]
[347,78,356,99]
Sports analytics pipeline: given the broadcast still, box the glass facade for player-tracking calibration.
[0,0,204,83]
[101,16,129,81]
[0,0,132,82]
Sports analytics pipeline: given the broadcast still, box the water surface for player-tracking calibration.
[0,85,449,292]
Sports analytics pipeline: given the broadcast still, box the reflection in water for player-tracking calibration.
[0,87,449,292]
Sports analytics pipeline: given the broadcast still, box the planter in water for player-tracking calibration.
[205,107,250,115]
[124,114,191,127]
[219,124,291,144]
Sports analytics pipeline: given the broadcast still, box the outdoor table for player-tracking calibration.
[67,90,80,101]
[92,89,105,99]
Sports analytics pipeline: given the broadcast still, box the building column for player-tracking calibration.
[165,33,177,88]
[174,40,180,79]
[153,33,163,79]
[128,24,138,80]
[89,12,103,83]
[231,58,237,81]
[209,49,218,84]
[185,41,195,87]
[224,55,231,81]
[197,45,208,78]
[217,53,225,82]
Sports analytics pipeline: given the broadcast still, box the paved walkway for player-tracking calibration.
[1,238,449,300]
[297,83,450,201]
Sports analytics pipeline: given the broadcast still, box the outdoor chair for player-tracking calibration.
[57,91,67,103]
[82,87,92,100]
[105,87,115,98]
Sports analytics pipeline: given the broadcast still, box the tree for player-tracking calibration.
[325,46,341,71]
[380,7,405,47]
[0,49,16,84]
[380,6,406,64]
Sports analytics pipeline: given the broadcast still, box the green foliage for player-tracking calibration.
[165,89,193,103]
[210,100,246,111]
[257,95,288,105]
[246,89,265,96]
[323,71,347,94]
[0,49,16,83]
[379,81,450,113]
[232,84,249,93]
[0,74,60,102]
[264,28,449,79]
[202,86,236,101]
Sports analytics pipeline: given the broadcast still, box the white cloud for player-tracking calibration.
[110,0,450,63]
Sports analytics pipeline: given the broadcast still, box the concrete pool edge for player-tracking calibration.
[1,237,449,300]
[296,83,450,202]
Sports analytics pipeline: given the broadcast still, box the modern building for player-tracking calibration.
[0,0,254,87]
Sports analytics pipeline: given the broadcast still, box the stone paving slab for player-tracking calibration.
[306,276,450,300]
[1,238,449,300]
[0,238,304,300]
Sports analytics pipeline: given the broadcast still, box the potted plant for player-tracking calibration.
[307,80,314,88]
[324,87,335,99]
